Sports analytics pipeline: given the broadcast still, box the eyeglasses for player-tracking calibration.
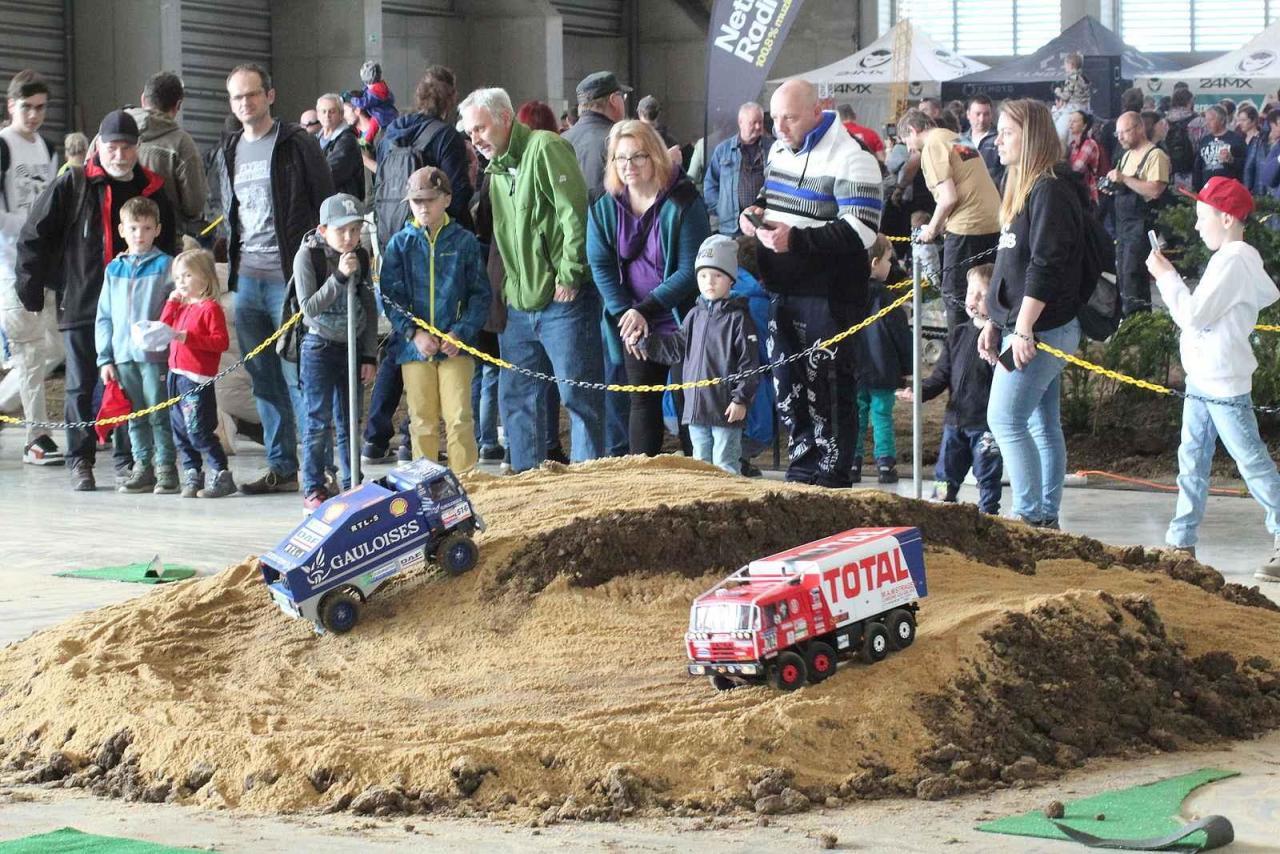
[613,152,651,167]
[229,90,266,104]
[305,120,321,127]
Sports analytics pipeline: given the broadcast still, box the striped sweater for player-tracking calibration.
[757,111,883,304]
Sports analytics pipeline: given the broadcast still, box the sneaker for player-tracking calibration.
[324,469,341,496]
[479,445,505,462]
[851,460,862,484]
[70,459,96,491]
[23,435,65,466]
[397,443,413,463]
[1035,518,1061,530]
[303,489,328,513]
[198,469,237,499]
[1169,545,1197,560]
[153,465,179,494]
[877,464,899,484]
[360,442,394,465]
[118,464,157,494]
[238,469,299,495]
[180,468,203,498]
[1255,537,1280,583]
[546,445,570,465]
[740,459,763,478]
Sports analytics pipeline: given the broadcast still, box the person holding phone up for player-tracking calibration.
[978,100,1087,529]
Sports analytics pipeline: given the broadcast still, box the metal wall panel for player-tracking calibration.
[0,0,68,137]
[181,0,272,149]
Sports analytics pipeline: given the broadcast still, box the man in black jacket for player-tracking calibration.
[562,71,629,204]
[316,92,363,198]
[219,62,333,494]
[16,109,176,491]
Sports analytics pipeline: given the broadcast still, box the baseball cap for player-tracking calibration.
[99,110,139,145]
[576,71,632,104]
[1177,176,1254,221]
[695,235,738,281]
[403,166,452,201]
[320,193,366,228]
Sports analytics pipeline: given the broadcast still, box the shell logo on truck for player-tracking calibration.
[686,527,927,691]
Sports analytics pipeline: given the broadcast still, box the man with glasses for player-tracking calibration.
[0,70,62,467]
[217,62,333,495]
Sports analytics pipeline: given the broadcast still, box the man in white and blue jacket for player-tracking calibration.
[740,78,883,488]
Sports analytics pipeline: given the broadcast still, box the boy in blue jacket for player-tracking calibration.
[380,167,490,470]
[95,196,176,494]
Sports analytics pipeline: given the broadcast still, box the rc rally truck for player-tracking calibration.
[258,459,485,634]
[686,527,927,691]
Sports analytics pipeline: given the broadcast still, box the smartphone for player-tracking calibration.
[746,210,774,231]
[998,344,1018,372]
[1147,229,1163,252]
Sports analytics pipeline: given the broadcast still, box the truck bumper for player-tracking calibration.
[268,582,303,619]
[688,661,762,677]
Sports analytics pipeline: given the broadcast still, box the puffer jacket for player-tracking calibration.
[379,215,491,364]
[124,106,208,230]
[217,119,333,289]
[95,246,173,366]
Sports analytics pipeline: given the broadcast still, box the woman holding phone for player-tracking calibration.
[978,99,1087,529]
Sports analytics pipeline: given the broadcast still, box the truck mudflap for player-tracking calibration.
[688,661,763,677]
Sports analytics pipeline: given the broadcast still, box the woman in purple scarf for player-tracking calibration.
[587,120,711,455]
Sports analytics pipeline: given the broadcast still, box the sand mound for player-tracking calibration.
[1,457,1278,822]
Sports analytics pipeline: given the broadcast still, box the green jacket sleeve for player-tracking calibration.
[534,135,589,288]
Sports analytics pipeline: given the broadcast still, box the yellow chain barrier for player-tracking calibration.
[198,215,224,237]
[1034,339,1174,396]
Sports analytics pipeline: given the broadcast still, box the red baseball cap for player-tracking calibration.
[1177,176,1254,221]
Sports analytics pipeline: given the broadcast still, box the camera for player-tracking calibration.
[1096,175,1115,194]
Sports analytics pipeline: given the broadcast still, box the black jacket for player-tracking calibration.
[919,322,993,431]
[853,276,911,389]
[320,125,364,199]
[985,165,1085,333]
[218,119,333,290]
[16,156,176,330]
[562,109,613,203]
[646,295,760,428]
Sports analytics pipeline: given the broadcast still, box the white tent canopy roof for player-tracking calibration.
[1149,20,1280,82]
[770,21,989,88]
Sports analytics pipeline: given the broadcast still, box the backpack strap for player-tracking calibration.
[0,136,9,212]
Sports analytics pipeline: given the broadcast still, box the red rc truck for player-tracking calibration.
[686,527,927,691]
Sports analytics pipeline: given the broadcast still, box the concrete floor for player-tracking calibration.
[0,432,1278,850]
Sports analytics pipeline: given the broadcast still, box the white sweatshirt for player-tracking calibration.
[1155,240,1279,398]
[0,126,55,280]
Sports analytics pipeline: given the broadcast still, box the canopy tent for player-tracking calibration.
[1136,21,1280,109]
[772,22,988,134]
[941,16,1180,117]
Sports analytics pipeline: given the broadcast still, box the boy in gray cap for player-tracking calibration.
[293,192,378,511]
[638,234,760,474]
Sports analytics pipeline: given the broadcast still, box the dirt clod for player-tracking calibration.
[449,756,496,798]
[817,831,838,849]
[1045,800,1065,819]
[755,787,810,815]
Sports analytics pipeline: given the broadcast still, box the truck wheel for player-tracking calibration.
[862,623,890,663]
[437,532,479,575]
[805,642,837,683]
[319,590,361,634]
[887,609,916,650]
[770,651,807,691]
[708,674,735,692]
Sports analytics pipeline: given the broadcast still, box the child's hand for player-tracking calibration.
[100,364,117,384]
[1146,248,1174,279]
[413,330,439,357]
[360,363,376,384]
[338,251,359,277]
[438,336,460,357]
[897,387,914,402]
[725,401,747,423]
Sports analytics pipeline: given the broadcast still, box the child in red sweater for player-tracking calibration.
[161,249,233,498]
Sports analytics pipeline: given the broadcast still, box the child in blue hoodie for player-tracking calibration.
[95,195,176,494]
[380,166,490,470]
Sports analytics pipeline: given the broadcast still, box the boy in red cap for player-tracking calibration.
[1147,176,1280,581]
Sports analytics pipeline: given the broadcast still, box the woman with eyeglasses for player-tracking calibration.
[586,120,711,456]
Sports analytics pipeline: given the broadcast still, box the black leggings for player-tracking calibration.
[623,352,689,456]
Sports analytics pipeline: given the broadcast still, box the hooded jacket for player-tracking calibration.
[487,120,591,312]
[919,322,994,431]
[376,112,473,226]
[293,233,378,363]
[16,155,175,329]
[852,276,912,390]
[217,119,333,289]
[645,295,760,428]
[124,106,208,231]
[1155,240,1279,398]
[379,215,491,365]
[319,124,365,199]
[95,246,173,366]
[562,109,614,203]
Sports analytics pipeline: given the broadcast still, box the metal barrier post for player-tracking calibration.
[911,254,923,499]
[348,277,361,488]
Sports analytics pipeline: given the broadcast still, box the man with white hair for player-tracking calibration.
[316,92,362,197]
[740,78,883,488]
[705,101,773,236]
[458,87,603,473]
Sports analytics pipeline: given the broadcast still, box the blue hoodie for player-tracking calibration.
[375,112,474,226]
[95,247,173,366]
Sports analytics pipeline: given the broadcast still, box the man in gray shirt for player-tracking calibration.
[218,62,333,494]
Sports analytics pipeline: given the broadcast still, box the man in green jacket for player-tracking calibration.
[458,87,604,473]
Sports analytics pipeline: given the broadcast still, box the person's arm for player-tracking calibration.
[298,132,335,214]
[295,247,347,320]
[585,201,630,316]
[174,132,209,221]
[356,256,378,364]
[1154,253,1250,331]
[687,139,706,186]
[155,190,179,255]
[94,274,114,367]
[537,137,590,288]
[1119,169,1166,201]
[187,302,230,353]
[791,148,883,252]
[703,142,721,210]
[637,197,711,318]
[918,338,951,401]
[924,177,957,239]
[643,321,689,365]
[327,131,363,197]
[436,129,474,227]
[1193,145,1205,190]
[728,308,761,407]
[14,174,70,310]
[379,239,414,340]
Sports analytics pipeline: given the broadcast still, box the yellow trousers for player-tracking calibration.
[401,356,478,472]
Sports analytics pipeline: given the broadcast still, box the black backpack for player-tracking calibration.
[1164,116,1195,175]
[1076,209,1120,342]
[372,117,446,251]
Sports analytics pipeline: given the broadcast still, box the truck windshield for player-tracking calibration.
[691,603,755,633]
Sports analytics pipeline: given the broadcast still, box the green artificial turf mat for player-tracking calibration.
[56,556,196,584]
[0,827,209,853]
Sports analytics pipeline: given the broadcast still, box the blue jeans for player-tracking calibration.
[689,424,742,475]
[363,344,409,450]
[169,372,227,474]
[935,424,1003,514]
[299,334,358,494]
[1166,382,1280,547]
[498,290,605,473]
[471,360,501,450]
[986,319,1079,523]
[235,276,299,476]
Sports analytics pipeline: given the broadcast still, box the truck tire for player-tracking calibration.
[319,590,361,634]
[805,641,837,683]
[862,622,890,663]
[437,532,479,575]
[887,609,916,650]
[770,651,807,691]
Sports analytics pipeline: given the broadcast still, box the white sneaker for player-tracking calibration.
[23,435,65,466]
[1255,536,1280,583]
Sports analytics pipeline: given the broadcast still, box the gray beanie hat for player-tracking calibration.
[695,234,738,281]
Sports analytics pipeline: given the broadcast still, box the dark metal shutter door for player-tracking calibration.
[552,0,624,36]
[181,0,273,150]
[0,0,68,137]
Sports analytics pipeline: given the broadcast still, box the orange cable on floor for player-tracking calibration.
[1075,470,1246,497]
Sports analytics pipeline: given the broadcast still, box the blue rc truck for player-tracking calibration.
[258,459,485,634]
